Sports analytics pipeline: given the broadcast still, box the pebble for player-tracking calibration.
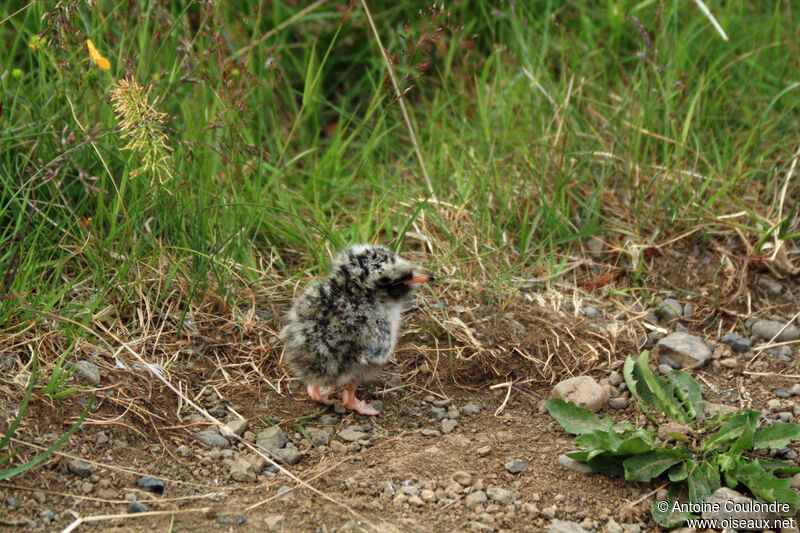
[275,485,294,502]
[605,519,623,533]
[421,429,441,437]
[462,403,482,415]
[750,319,800,342]
[453,471,472,486]
[430,407,446,421]
[441,419,457,434]
[74,361,101,385]
[658,299,683,321]
[263,515,285,529]
[222,419,248,437]
[176,445,190,457]
[319,415,339,425]
[776,390,791,399]
[551,376,609,412]
[790,384,800,396]
[703,487,771,521]
[549,520,588,533]
[476,445,492,457]
[196,429,230,448]
[68,459,93,478]
[469,521,494,532]
[505,460,527,474]
[582,305,601,318]
[137,476,165,494]
[338,427,368,442]
[308,429,330,446]
[655,332,711,368]
[275,443,303,465]
[721,332,752,353]
[757,275,784,297]
[557,454,592,474]
[465,490,488,506]
[446,407,461,420]
[608,371,622,387]
[229,457,256,483]
[608,397,627,409]
[486,487,516,505]
[256,426,288,453]
[128,501,148,513]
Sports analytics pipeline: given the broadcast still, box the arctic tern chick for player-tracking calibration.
[282,244,434,415]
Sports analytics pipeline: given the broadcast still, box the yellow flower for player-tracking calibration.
[29,35,45,51]
[86,39,110,70]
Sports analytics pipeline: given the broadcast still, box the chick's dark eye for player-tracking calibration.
[377,276,390,286]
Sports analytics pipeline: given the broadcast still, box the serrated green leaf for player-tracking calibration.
[587,452,626,477]
[687,461,720,503]
[734,457,800,513]
[623,353,659,423]
[623,449,688,482]
[667,369,704,421]
[755,458,800,476]
[729,410,758,455]
[703,409,759,450]
[753,422,800,450]
[546,398,613,435]
[652,484,697,528]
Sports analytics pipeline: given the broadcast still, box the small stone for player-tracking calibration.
[275,485,294,502]
[263,515,285,529]
[430,407,446,421]
[476,445,491,457]
[605,519,623,533]
[757,276,784,297]
[776,390,791,399]
[703,487,775,521]
[229,457,256,483]
[330,441,347,453]
[137,476,165,494]
[655,332,711,368]
[453,471,472,486]
[750,319,800,342]
[721,332,752,353]
[74,361,101,385]
[176,445,190,457]
[469,521,494,532]
[790,384,800,396]
[408,495,424,507]
[308,429,330,447]
[68,459,93,478]
[608,397,627,409]
[421,429,441,437]
[608,371,622,387]
[338,427,368,442]
[446,407,461,420]
[319,415,338,425]
[551,376,609,412]
[683,303,694,317]
[582,305,601,318]
[658,299,683,321]
[465,490,488,507]
[420,489,436,502]
[128,501,148,514]
[720,357,739,369]
[558,454,592,474]
[505,460,527,474]
[275,443,303,465]
[196,429,230,448]
[441,419,457,434]
[256,426,288,453]
[486,487,516,505]
[549,520,588,533]
[522,502,540,516]
[462,403,482,415]
[222,419,248,437]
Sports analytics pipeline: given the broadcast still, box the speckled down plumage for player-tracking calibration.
[281,244,426,389]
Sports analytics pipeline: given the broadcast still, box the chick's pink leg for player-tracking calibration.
[342,382,380,416]
[307,384,335,405]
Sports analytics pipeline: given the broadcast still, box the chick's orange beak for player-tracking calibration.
[405,272,435,285]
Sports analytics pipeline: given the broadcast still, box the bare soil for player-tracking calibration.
[1,242,799,533]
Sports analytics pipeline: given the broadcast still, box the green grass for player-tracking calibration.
[1,0,799,344]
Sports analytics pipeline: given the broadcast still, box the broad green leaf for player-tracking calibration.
[703,409,759,449]
[587,452,626,477]
[623,449,688,482]
[728,410,758,455]
[755,458,800,476]
[734,457,800,513]
[652,485,697,528]
[667,369,704,421]
[546,399,613,435]
[566,450,590,462]
[753,422,800,450]
[623,353,659,423]
[687,461,720,503]
[669,461,688,482]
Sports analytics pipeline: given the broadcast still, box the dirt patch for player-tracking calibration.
[1,243,799,532]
